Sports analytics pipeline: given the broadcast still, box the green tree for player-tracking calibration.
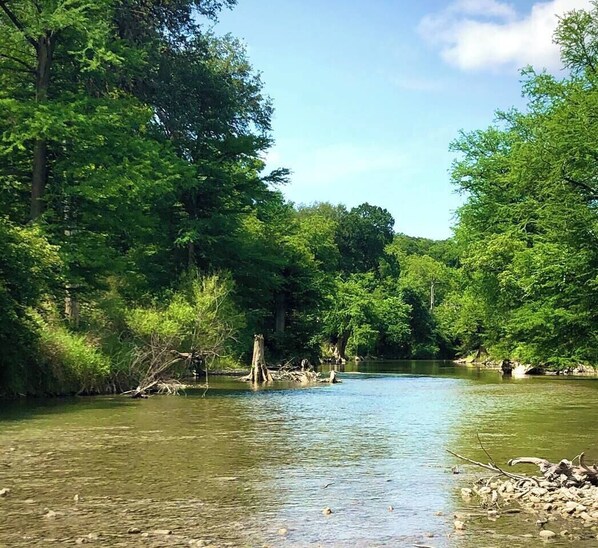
[336,203,395,274]
[449,1,598,366]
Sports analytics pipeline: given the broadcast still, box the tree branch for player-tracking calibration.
[0,1,38,51]
[563,174,598,200]
[0,53,34,72]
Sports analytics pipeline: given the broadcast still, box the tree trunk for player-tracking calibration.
[274,292,286,333]
[188,241,195,268]
[64,285,80,327]
[31,34,53,220]
[242,334,272,383]
[332,332,348,363]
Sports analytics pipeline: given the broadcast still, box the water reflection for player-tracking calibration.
[1,363,597,546]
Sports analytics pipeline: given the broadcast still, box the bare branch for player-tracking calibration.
[447,449,532,482]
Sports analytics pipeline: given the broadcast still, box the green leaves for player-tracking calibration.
[447,1,598,367]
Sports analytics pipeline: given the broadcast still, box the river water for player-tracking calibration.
[1,361,597,547]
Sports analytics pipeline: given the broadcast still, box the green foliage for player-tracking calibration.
[127,273,245,366]
[447,1,598,366]
[37,320,111,395]
[323,274,411,358]
[0,219,61,393]
[336,203,395,274]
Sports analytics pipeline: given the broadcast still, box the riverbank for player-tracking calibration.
[453,358,597,377]
[456,457,598,543]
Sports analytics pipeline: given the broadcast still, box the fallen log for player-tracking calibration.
[508,452,598,486]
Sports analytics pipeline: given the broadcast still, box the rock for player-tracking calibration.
[87,533,99,540]
[532,488,548,496]
[580,512,593,521]
[461,488,473,498]
[73,494,80,502]
[435,511,444,516]
[539,530,556,539]
[24,499,35,504]
[152,529,173,535]
[277,528,288,536]
[0,488,10,497]
[44,510,58,519]
[127,528,141,534]
[322,507,332,516]
[560,530,569,537]
[454,520,466,531]
[388,505,394,512]
[75,538,86,545]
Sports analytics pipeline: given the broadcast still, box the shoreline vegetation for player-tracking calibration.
[1,1,597,397]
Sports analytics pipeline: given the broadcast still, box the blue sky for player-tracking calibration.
[214,0,590,239]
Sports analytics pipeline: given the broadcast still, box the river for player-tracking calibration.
[0,361,597,546]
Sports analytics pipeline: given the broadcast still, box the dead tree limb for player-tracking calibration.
[447,449,532,482]
[508,454,598,486]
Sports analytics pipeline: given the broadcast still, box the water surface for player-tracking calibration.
[1,361,597,546]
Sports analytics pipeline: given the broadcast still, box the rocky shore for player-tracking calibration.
[458,455,598,541]
[453,358,596,377]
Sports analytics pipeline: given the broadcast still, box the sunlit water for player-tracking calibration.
[1,361,597,546]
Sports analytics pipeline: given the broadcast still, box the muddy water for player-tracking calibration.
[0,361,597,547]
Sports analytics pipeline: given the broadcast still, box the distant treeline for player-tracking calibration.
[1,0,596,395]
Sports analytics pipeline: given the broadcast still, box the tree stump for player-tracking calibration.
[242,334,273,383]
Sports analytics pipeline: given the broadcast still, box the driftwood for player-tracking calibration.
[447,449,531,482]
[451,446,598,529]
[122,333,187,398]
[508,453,598,486]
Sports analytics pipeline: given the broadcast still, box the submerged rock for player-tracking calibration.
[454,520,466,530]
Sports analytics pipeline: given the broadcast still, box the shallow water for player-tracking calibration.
[1,361,597,546]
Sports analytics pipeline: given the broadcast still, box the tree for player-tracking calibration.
[448,1,598,366]
[336,203,395,274]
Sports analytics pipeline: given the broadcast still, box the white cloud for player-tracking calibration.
[449,0,517,19]
[419,0,591,72]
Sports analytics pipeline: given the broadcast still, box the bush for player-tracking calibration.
[38,321,111,395]
[125,272,246,383]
